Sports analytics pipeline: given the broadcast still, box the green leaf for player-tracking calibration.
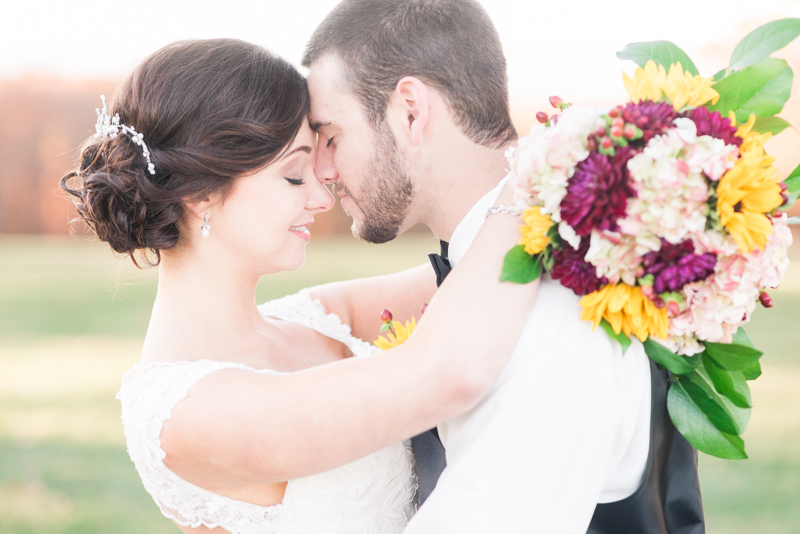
[704,339,763,371]
[500,246,542,284]
[617,41,699,75]
[680,372,741,435]
[729,18,800,71]
[703,354,751,408]
[643,337,699,375]
[712,68,728,82]
[729,328,762,381]
[785,191,800,210]
[696,363,751,433]
[752,116,791,135]
[742,361,763,380]
[784,162,800,193]
[709,58,793,122]
[600,319,631,353]
[732,327,757,349]
[668,379,748,459]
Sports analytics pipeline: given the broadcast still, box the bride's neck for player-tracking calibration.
[141,248,269,364]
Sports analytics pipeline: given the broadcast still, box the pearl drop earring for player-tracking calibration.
[201,214,211,238]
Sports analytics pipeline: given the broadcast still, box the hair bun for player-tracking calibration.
[62,139,181,265]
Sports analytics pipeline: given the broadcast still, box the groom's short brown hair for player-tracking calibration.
[302,0,517,147]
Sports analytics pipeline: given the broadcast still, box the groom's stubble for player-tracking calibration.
[337,120,414,244]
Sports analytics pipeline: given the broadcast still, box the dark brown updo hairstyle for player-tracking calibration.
[61,39,310,266]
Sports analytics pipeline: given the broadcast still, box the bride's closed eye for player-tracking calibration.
[285,177,306,186]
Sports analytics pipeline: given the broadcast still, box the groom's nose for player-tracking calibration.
[314,135,339,184]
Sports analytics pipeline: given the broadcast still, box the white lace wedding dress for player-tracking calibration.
[117,290,417,534]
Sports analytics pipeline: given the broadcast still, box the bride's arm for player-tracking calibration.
[162,191,538,488]
[310,263,437,344]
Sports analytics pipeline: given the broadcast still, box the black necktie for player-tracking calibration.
[413,239,450,505]
[428,240,451,287]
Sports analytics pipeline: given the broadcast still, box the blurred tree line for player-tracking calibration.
[1,73,798,237]
[0,76,355,236]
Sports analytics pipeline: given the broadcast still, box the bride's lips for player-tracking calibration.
[289,222,312,242]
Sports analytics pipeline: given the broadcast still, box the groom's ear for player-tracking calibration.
[392,76,428,145]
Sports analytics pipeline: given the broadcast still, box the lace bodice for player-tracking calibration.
[117,290,417,534]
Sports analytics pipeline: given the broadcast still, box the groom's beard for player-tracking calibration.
[337,123,413,244]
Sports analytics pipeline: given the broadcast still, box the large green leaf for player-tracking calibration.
[600,319,631,353]
[703,354,751,408]
[617,41,699,76]
[667,379,748,459]
[500,246,542,284]
[643,337,699,375]
[729,19,800,71]
[679,372,741,435]
[696,364,751,433]
[752,116,791,135]
[709,58,793,122]
[704,338,763,371]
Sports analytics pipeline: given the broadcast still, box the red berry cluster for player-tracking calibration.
[588,107,644,156]
[536,96,572,127]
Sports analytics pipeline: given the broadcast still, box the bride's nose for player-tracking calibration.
[307,173,335,212]
[314,135,339,184]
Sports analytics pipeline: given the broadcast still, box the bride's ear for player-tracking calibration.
[391,76,429,145]
[183,195,214,225]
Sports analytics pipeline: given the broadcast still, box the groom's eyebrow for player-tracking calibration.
[281,146,312,159]
[309,120,331,132]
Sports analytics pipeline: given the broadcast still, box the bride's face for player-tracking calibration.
[203,121,335,275]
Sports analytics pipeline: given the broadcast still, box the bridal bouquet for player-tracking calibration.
[502,19,800,460]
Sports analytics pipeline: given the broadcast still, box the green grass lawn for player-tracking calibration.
[0,233,798,533]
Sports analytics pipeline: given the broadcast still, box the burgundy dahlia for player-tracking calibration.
[642,239,716,294]
[683,107,742,147]
[551,237,607,296]
[560,147,636,237]
[619,101,677,144]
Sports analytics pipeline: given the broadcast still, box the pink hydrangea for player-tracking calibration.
[584,230,657,286]
[622,120,711,244]
[508,107,608,221]
[661,215,792,355]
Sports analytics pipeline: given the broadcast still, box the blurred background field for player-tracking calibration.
[0,231,798,533]
[2,1,800,532]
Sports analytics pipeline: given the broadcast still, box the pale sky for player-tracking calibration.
[2,0,800,111]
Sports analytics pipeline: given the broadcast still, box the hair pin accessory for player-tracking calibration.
[94,95,156,175]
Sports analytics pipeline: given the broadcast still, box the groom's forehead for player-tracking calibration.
[308,57,364,129]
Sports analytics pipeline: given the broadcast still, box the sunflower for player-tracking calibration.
[519,206,554,255]
[623,60,719,111]
[580,283,669,342]
[374,317,416,350]
[716,114,783,252]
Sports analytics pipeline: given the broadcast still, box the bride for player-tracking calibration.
[61,39,538,534]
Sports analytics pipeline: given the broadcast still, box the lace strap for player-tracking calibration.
[258,289,378,358]
[117,360,282,533]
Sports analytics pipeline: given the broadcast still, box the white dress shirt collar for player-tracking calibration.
[447,176,508,268]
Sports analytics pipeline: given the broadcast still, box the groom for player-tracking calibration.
[304,0,704,532]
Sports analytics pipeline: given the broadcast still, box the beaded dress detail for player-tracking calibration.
[117,290,417,533]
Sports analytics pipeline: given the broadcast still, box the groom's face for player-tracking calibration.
[307,55,414,244]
